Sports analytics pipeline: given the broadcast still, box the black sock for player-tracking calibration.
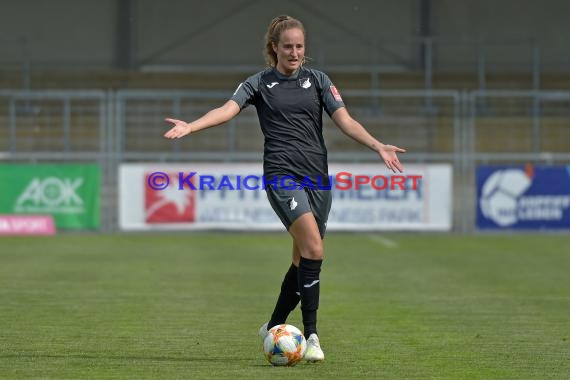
[298,256,322,338]
[268,264,300,328]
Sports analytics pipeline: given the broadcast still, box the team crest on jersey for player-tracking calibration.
[299,78,311,89]
[330,85,342,101]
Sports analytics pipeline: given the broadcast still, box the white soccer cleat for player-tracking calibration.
[258,322,269,341]
[304,333,325,362]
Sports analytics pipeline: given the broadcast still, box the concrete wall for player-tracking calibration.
[0,0,568,71]
[433,0,570,71]
[134,0,416,69]
[0,0,116,67]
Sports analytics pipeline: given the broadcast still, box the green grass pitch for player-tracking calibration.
[0,233,569,379]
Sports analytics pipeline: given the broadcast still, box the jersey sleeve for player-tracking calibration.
[313,70,345,117]
[229,72,261,110]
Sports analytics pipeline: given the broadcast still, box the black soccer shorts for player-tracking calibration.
[265,184,332,239]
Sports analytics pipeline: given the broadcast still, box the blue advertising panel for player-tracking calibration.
[477,165,570,230]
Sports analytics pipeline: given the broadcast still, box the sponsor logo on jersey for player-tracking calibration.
[330,85,343,102]
[266,82,279,88]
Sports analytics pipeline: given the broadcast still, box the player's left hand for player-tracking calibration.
[378,144,406,173]
[164,118,192,139]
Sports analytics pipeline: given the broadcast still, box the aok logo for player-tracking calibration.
[15,177,85,213]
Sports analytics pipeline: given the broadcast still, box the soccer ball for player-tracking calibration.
[263,324,307,366]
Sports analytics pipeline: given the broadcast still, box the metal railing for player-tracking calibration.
[1,89,569,233]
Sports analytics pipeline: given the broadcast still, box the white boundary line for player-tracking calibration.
[367,234,398,248]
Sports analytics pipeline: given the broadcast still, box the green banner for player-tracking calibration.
[0,164,100,230]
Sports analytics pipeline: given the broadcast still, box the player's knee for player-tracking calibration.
[301,239,323,260]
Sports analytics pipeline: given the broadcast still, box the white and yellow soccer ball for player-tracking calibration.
[263,324,307,366]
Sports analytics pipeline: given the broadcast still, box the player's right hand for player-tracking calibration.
[164,118,192,139]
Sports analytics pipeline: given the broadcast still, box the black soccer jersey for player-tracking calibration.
[230,67,345,186]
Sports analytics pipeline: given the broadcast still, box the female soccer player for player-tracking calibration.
[164,15,405,362]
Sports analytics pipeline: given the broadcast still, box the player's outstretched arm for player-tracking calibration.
[331,107,406,173]
[164,100,240,139]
